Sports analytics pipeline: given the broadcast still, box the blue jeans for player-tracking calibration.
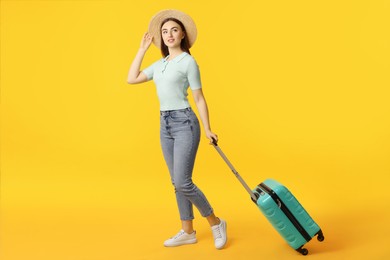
[160,107,214,220]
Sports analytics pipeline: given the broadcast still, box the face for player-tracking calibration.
[161,20,185,49]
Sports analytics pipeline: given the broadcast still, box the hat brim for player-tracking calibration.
[148,9,197,49]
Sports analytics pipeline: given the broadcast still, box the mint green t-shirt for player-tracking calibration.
[142,52,202,111]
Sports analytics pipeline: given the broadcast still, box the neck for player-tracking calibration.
[168,47,184,60]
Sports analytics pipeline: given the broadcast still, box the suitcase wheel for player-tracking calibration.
[296,247,309,255]
[317,230,325,242]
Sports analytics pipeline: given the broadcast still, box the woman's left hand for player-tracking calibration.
[206,130,218,144]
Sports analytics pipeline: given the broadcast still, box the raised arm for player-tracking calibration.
[127,33,153,84]
[192,88,218,143]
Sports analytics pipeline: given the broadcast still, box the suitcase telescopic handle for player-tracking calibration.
[211,139,258,202]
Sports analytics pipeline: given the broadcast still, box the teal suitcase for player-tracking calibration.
[212,141,324,255]
[253,179,324,255]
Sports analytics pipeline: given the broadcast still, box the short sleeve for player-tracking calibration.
[187,59,202,90]
[142,62,156,80]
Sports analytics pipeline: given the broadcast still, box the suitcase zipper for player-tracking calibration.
[259,183,312,242]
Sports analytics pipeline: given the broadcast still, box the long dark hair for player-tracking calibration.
[160,17,191,57]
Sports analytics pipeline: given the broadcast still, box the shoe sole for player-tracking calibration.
[164,238,197,247]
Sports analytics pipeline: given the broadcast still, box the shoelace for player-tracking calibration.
[212,226,222,239]
[172,230,185,239]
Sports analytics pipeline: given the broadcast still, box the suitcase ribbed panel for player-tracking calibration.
[263,179,321,238]
[281,186,320,237]
[253,179,321,250]
[260,182,312,242]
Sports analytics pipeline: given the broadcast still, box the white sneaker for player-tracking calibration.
[211,219,227,249]
[163,230,197,247]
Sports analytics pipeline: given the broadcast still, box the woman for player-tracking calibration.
[127,10,227,249]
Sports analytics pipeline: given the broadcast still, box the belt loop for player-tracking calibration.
[160,110,172,117]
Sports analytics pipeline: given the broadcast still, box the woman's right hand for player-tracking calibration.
[127,33,152,84]
[140,32,153,51]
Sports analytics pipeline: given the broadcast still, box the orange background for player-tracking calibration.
[1,0,389,259]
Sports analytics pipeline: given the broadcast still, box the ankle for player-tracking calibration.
[210,217,221,227]
[206,213,221,227]
[183,229,194,234]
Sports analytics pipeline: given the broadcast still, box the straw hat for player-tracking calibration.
[148,9,197,49]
